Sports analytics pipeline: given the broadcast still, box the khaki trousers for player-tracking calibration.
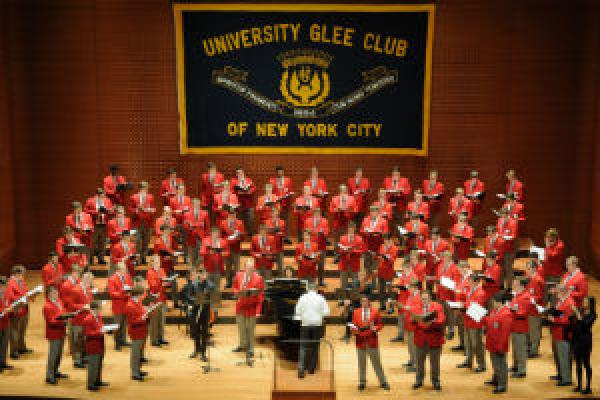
[236,314,257,353]
[357,346,387,385]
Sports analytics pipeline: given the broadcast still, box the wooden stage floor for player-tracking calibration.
[0,271,597,399]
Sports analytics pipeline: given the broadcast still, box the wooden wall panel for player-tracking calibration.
[2,0,598,276]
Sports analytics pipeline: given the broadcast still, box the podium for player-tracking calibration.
[271,339,335,400]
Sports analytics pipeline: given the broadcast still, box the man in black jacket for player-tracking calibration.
[181,268,215,361]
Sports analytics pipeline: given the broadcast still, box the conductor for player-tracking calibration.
[182,268,215,361]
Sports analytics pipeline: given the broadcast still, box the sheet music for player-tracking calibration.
[529,245,545,261]
[466,302,488,323]
[397,227,408,235]
[535,304,546,314]
[102,324,119,333]
[447,301,464,309]
[503,235,513,241]
[439,276,456,291]
[496,193,506,199]
[475,249,486,257]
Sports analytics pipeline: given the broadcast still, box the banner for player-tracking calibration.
[174,3,434,155]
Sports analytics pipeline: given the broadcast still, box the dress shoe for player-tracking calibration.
[45,378,57,385]
[73,362,85,369]
[298,371,305,379]
[511,372,526,378]
[115,345,122,352]
[475,366,486,373]
[140,371,148,377]
[457,362,471,369]
[201,354,208,362]
[485,379,497,386]
[247,351,254,358]
[131,375,144,381]
[232,346,245,353]
[406,366,416,373]
[159,339,169,345]
[573,386,582,393]
[151,342,161,347]
[189,352,198,358]
[381,382,391,390]
[308,369,315,375]
[358,383,365,391]
[140,357,149,363]
[528,352,540,359]
[446,331,454,340]
[433,382,442,391]
[412,382,423,390]
[225,282,233,289]
[56,372,69,379]
[19,348,33,354]
[451,345,464,351]
[509,366,517,372]
[582,388,592,394]
[96,381,110,387]
[122,342,131,347]
[318,281,326,287]
[10,352,19,360]
[549,375,560,380]
[0,364,14,370]
[390,336,404,343]
[98,259,107,265]
[493,387,506,394]
[557,381,572,386]
[87,385,99,391]
[284,239,292,245]
[403,362,414,367]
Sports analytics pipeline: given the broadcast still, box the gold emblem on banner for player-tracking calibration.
[277,49,332,107]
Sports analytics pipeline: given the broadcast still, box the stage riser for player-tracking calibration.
[101,315,398,325]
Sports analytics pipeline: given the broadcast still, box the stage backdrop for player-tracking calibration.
[174,3,434,155]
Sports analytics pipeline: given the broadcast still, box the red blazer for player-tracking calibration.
[231,177,256,210]
[256,194,280,222]
[506,179,525,202]
[55,237,88,274]
[483,234,506,262]
[338,234,366,273]
[0,295,11,329]
[496,217,518,252]
[126,298,148,340]
[160,177,185,202]
[482,261,502,301]
[509,290,531,333]
[232,271,264,317]
[147,267,168,302]
[103,174,127,205]
[503,200,525,222]
[212,192,239,224]
[371,199,394,220]
[406,201,430,221]
[377,242,398,280]
[200,237,229,274]
[464,286,487,329]
[303,178,328,197]
[183,209,210,246]
[550,296,574,341]
[66,283,93,326]
[295,242,320,278]
[464,178,485,214]
[107,272,132,315]
[348,177,371,213]
[436,262,461,301]
[169,195,192,224]
[304,216,329,251]
[351,307,383,349]
[403,220,429,251]
[527,273,545,311]
[424,238,450,276]
[83,313,105,355]
[360,215,389,251]
[450,223,474,260]
[6,277,28,317]
[543,240,565,278]
[129,192,156,227]
[42,262,64,288]
[404,291,422,331]
[200,172,225,207]
[111,241,137,276]
[107,217,132,244]
[562,270,588,307]
[153,234,177,274]
[59,277,78,305]
[382,176,411,211]
[43,298,67,340]
[329,195,357,231]
[65,212,94,245]
[265,218,286,253]
[422,180,444,212]
[293,196,320,232]
[154,216,176,237]
[269,176,294,209]
[220,218,245,253]
[84,196,114,225]
[448,196,473,222]
[251,234,276,269]
[484,306,512,353]
[413,301,446,348]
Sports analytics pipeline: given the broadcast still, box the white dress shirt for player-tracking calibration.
[294,290,330,327]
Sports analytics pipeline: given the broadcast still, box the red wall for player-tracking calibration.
[2,0,599,275]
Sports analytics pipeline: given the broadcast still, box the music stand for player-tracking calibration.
[193,291,220,374]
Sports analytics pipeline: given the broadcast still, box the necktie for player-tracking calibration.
[260,236,264,249]
[363,308,368,322]
[371,218,376,229]
[119,218,124,228]
[429,180,434,190]
[279,177,283,188]
[179,195,183,204]
[76,214,81,228]
[229,219,234,230]
[341,196,346,209]
[393,179,398,189]
[471,179,476,190]
[424,304,429,314]
[171,179,175,188]
[432,240,437,252]
[194,209,198,220]
[140,193,145,206]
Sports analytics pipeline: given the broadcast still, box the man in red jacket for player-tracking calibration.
[231,166,256,235]
[448,187,473,224]
[484,292,512,393]
[464,170,485,216]
[103,164,129,206]
[330,184,357,262]
[107,263,132,350]
[200,227,230,301]
[251,225,276,280]
[436,251,461,340]
[169,184,191,245]
[184,198,209,268]
[212,180,239,228]
[200,161,225,226]
[338,222,365,301]
[406,189,430,222]
[153,224,178,277]
[348,167,371,226]
[508,278,531,378]
[146,255,169,347]
[43,285,69,385]
[524,260,544,357]
[423,228,449,287]
[361,205,389,277]
[484,225,506,265]
[496,208,518,288]
[304,208,329,286]
[482,251,502,303]
[85,188,114,264]
[64,271,93,368]
[413,290,445,390]
[66,201,94,258]
[402,212,429,253]
[269,166,294,242]
[382,166,411,225]
[295,230,320,282]
[422,170,444,226]
[232,259,264,360]
[6,265,32,359]
[548,284,574,386]
[401,280,422,370]
[351,296,390,391]
[129,181,155,264]
[542,228,565,292]
[376,234,397,310]
[220,211,245,288]
[42,251,64,289]
[0,276,14,372]
[505,169,524,202]
[126,288,151,381]
[458,274,487,372]
[304,166,328,200]
[256,183,280,224]
[450,213,473,261]
[82,301,108,391]
[107,205,131,245]
[266,207,286,275]
[160,167,184,205]
[293,185,320,240]
[561,256,588,307]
